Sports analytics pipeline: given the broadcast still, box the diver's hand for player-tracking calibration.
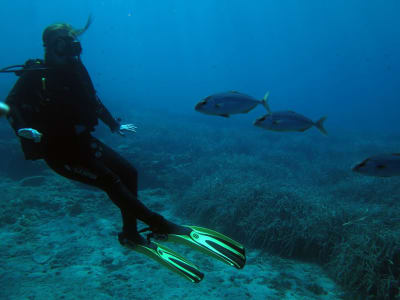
[17,128,43,143]
[118,124,137,136]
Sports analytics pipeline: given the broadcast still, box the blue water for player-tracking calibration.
[1,0,399,134]
[1,1,400,299]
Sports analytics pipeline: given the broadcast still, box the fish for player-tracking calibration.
[0,102,9,117]
[352,154,400,177]
[253,111,327,135]
[195,91,270,117]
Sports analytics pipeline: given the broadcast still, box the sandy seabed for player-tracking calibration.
[0,176,344,300]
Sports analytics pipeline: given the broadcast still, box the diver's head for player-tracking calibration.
[42,16,92,66]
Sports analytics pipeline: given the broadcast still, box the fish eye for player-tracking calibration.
[376,164,386,169]
[257,115,267,122]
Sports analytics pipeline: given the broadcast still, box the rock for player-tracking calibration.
[32,253,52,264]
[19,176,47,187]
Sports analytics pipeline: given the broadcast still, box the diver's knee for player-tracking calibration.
[97,171,121,188]
[127,167,138,181]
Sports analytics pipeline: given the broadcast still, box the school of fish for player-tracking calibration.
[195,91,398,177]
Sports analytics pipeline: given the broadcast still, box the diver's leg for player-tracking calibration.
[44,158,139,241]
[82,143,246,269]
[87,142,246,270]
[88,139,140,234]
[45,146,173,237]
[44,156,205,282]
[91,139,138,195]
[90,139,177,233]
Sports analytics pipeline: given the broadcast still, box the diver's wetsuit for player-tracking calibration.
[5,59,158,236]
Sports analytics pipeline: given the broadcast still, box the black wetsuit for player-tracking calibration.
[5,59,160,236]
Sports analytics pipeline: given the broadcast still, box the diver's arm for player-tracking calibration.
[96,101,137,135]
[95,95,121,132]
[5,76,44,143]
[6,102,42,142]
[4,70,34,133]
[5,99,27,134]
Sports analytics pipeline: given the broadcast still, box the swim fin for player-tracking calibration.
[158,225,246,269]
[118,232,204,283]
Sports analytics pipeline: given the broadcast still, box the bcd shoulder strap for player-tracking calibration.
[0,59,47,76]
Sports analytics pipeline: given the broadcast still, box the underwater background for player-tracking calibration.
[1,0,400,299]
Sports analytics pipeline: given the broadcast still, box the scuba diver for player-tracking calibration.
[2,18,245,282]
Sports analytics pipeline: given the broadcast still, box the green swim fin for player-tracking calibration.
[164,225,246,269]
[118,232,204,283]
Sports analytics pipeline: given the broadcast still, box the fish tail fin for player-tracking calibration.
[315,116,328,135]
[261,91,271,114]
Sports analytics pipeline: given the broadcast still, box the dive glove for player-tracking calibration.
[17,128,43,143]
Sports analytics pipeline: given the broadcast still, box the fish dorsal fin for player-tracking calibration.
[203,96,212,102]
[219,114,230,118]
[229,90,240,94]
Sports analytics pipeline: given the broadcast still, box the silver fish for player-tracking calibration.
[195,91,270,117]
[352,154,400,177]
[252,93,327,135]
[254,111,327,135]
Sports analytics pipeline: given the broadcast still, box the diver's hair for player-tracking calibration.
[42,15,93,46]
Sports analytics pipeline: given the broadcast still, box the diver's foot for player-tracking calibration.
[118,230,147,248]
[147,213,189,236]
